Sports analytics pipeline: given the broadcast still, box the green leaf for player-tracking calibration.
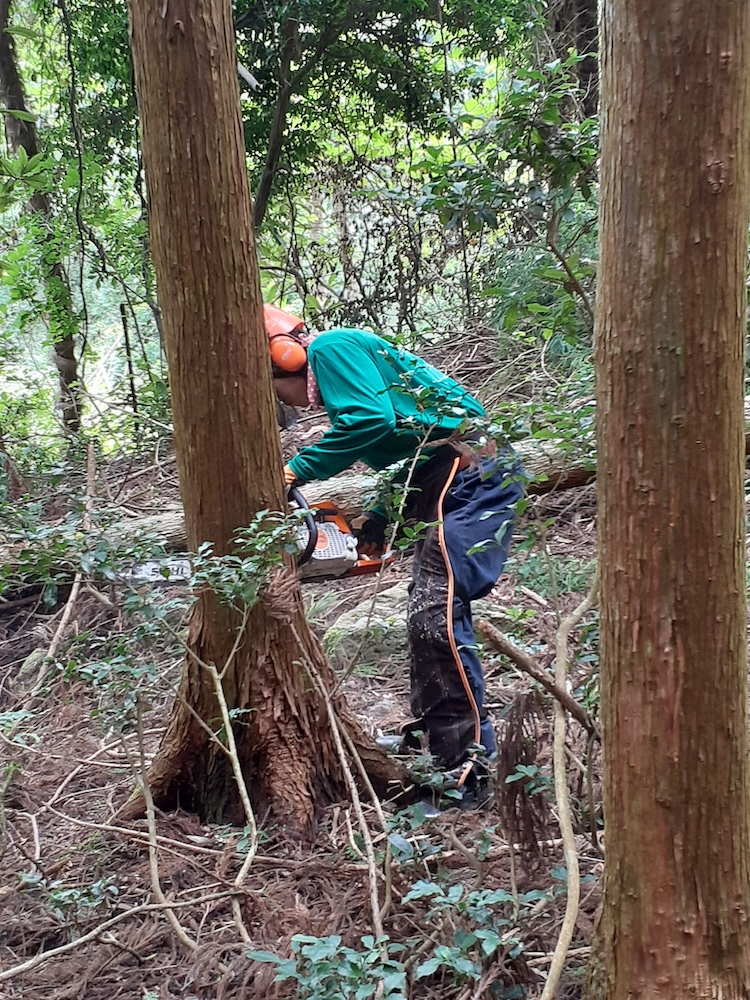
[474,929,502,955]
[381,968,407,993]
[414,956,441,978]
[446,884,464,904]
[474,888,515,905]
[402,880,444,902]
[0,108,36,123]
[453,929,477,950]
[7,26,42,40]
[388,833,414,859]
[247,949,283,964]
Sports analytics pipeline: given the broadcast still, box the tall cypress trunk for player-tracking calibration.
[126,0,398,836]
[594,1,750,996]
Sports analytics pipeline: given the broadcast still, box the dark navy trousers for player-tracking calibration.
[407,454,523,768]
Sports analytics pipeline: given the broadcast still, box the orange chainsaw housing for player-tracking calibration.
[291,481,392,581]
[311,501,392,577]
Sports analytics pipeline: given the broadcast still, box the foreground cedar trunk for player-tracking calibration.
[595,1,750,996]
[126,0,396,834]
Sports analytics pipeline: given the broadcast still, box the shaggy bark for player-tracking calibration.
[594,0,750,996]
[125,0,399,836]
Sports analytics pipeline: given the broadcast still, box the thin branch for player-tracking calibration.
[26,442,96,703]
[294,624,384,939]
[521,208,595,324]
[204,660,258,942]
[253,18,341,228]
[120,605,258,920]
[337,717,393,923]
[539,570,598,1000]
[129,707,198,953]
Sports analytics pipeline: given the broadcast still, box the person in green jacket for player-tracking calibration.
[267,306,523,805]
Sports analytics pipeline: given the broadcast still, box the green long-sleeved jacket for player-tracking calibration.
[287,328,484,484]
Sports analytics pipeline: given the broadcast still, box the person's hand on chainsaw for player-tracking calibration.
[354,512,387,557]
[283,464,298,485]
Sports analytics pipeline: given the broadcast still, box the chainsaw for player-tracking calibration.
[123,489,391,585]
[291,487,392,581]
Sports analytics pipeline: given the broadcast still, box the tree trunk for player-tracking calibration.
[595,1,750,996]
[0,0,82,433]
[548,0,599,116]
[0,424,26,499]
[126,0,398,836]
[251,17,345,230]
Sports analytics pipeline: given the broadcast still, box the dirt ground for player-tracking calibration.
[0,452,603,999]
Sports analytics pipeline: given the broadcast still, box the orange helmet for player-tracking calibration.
[263,303,307,373]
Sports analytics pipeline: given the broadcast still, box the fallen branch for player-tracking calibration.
[477,620,598,738]
[0,432,597,568]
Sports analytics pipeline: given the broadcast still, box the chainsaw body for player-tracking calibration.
[292,490,391,581]
[122,490,391,586]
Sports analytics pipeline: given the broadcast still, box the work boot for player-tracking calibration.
[419,748,496,813]
[375,719,425,755]
[375,734,404,754]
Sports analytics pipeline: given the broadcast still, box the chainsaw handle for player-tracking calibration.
[289,486,318,566]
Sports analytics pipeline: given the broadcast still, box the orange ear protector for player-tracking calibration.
[269,333,307,372]
[263,303,307,373]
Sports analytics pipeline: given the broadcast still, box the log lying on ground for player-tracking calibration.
[0,437,594,571]
[111,415,750,551]
[6,417,750,566]
[110,437,595,552]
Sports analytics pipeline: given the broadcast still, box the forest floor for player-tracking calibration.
[0,435,604,1000]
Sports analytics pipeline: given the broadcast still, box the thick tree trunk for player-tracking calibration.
[595,1,750,997]
[0,0,82,433]
[126,0,398,836]
[138,585,396,829]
